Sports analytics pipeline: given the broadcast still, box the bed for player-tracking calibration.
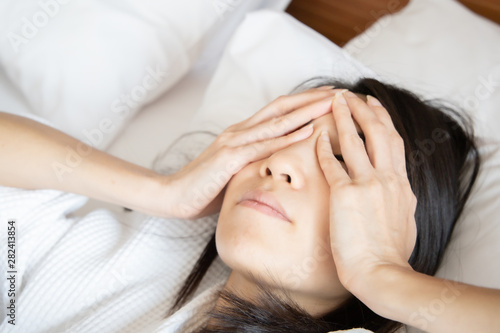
[0,0,499,332]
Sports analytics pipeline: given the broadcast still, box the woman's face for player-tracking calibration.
[217,109,362,315]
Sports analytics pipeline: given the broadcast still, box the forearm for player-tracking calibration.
[354,265,500,332]
[0,112,172,217]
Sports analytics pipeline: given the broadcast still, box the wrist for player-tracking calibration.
[93,160,174,218]
[347,263,415,318]
[342,260,413,294]
[128,172,175,218]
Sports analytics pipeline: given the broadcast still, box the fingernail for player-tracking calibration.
[333,90,347,105]
[321,130,330,142]
[367,95,382,106]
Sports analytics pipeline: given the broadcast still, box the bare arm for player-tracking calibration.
[0,112,169,217]
[0,88,335,219]
[355,265,500,333]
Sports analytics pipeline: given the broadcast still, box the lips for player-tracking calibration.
[237,189,291,222]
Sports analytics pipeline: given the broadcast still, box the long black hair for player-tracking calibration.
[171,77,481,332]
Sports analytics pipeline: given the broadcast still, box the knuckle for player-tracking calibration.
[257,126,275,140]
[215,146,232,160]
[342,133,365,146]
[390,132,405,147]
[271,95,289,112]
[270,116,287,129]
[216,131,233,143]
[377,111,392,123]
[274,95,288,105]
[367,120,387,135]
[268,109,292,128]
[225,123,240,132]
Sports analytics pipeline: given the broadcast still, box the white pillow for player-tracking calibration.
[344,0,500,142]
[188,11,377,134]
[157,7,500,331]
[0,0,290,149]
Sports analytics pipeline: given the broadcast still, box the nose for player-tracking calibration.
[258,143,308,189]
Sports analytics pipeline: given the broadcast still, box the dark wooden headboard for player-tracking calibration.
[285,0,500,46]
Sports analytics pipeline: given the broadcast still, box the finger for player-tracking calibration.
[343,91,394,171]
[316,130,350,187]
[229,96,333,146]
[204,125,314,196]
[366,95,407,177]
[231,122,315,165]
[366,95,394,130]
[332,91,373,179]
[243,86,337,128]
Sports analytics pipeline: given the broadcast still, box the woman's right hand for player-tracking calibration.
[160,86,338,219]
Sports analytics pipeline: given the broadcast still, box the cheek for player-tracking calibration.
[286,216,342,296]
[294,183,345,294]
[216,161,346,298]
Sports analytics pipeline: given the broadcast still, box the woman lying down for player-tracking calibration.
[1,78,499,333]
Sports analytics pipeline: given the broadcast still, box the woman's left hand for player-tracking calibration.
[316,90,418,293]
[316,91,500,333]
